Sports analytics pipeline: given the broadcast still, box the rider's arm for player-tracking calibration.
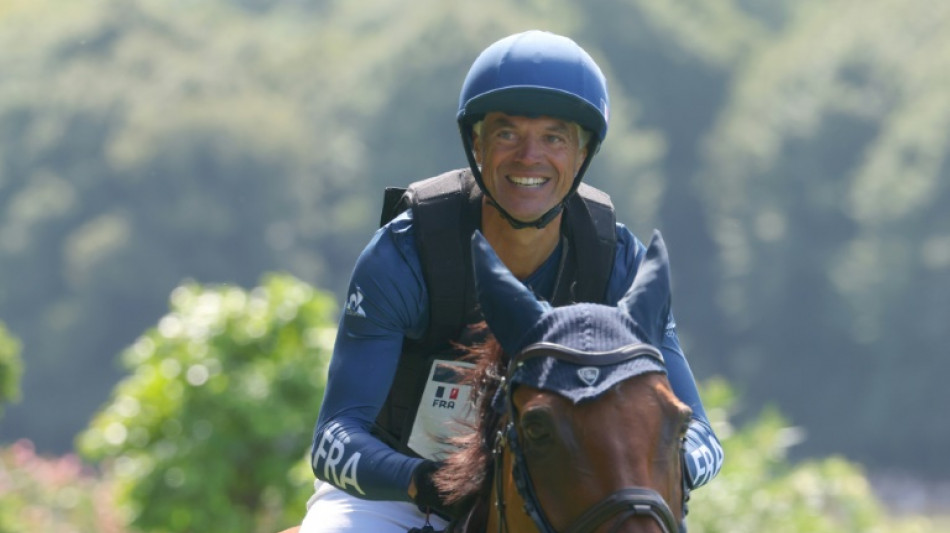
[608,225,724,489]
[660,325,724,489]
[310,213,428,501]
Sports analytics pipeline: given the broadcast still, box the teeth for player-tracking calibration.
[509,176,547,186]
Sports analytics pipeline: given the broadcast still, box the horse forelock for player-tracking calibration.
[434,330,508,510]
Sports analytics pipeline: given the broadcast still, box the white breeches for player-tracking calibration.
[299,480,449,533]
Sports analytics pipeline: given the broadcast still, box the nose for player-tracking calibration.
[514,134,545,164]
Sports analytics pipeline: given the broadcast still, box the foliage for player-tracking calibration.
[0,439,124,533]
[694,0,950,469]
[77,274,336,533]
[0,322,22,417]
[689,380,878,531]
[0,0,337,450]
[688,379,948,532]
[0,0,948,484]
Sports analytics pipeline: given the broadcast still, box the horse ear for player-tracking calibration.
[619,230,672,345]
[471,230,548,355]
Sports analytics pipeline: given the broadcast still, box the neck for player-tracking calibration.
[481,199,562,280]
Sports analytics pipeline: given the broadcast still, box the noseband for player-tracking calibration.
[489,343,684,533]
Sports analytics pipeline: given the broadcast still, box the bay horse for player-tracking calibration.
[432,230,691,533]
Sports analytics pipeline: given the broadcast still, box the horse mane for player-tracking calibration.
[432,325,507,519]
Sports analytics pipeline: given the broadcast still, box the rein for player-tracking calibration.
[487,342,683,533]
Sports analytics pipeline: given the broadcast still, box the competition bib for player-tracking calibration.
[407,359,477,461]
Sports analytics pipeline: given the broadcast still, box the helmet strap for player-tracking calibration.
[485,197,564,230]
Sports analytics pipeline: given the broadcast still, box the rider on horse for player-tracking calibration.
[300,30,723,533]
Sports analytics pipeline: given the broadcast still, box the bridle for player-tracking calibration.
[487,342,685,533]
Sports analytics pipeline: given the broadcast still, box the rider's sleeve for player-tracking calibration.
[310,213,428,501]
[607,224,724,489]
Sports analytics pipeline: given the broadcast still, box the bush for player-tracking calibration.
[77,274,336,533]
[688,379,945,532]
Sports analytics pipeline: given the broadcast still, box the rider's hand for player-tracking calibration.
[410,460,462,521]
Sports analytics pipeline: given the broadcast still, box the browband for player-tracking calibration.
[514,341,664,370]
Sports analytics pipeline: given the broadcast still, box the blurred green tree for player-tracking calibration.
[0,321,22,418]
[0,0,340,451]
[77,274,335,533]
[694,0,950,471]
[689,379,947,532]
[690,380,880,532]
[1,0,947,484]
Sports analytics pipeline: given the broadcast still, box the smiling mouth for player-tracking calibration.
[507,176,548,187]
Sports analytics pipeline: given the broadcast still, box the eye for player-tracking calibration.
[494,129,517,142]
[520,408,555,446]
[544,133,568,145]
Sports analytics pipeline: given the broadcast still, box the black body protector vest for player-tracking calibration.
[372,168,617,458]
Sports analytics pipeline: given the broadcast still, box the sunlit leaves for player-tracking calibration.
[0,322,22,416]
[78,274,336,533]
[688,380,944,533]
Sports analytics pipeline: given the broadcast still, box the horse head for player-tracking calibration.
[438,230,690,533]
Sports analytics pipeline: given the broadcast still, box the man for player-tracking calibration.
[300,30,723,532]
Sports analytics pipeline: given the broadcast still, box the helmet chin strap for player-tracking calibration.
[485,196,565,230]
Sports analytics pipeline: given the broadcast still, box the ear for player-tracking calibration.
[618,230,672,345]
[471,230,548,355]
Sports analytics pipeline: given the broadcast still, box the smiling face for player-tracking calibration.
[473,112,588,223]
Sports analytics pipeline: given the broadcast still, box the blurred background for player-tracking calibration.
[1,0,948,531]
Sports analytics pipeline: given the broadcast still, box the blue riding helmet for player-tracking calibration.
[457,30,610,229]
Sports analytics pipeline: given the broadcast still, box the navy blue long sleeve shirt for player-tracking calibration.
[310,210,722,501]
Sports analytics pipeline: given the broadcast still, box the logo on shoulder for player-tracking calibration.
[665,312,677,337]
[344,286,366,317]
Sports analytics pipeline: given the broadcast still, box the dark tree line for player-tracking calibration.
[1,0,947,478]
